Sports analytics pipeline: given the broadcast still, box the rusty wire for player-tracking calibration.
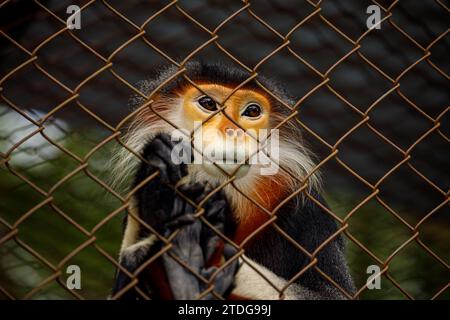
[0,0,449,300]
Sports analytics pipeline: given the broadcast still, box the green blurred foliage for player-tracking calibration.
[327,194,450,299]
[0,124,448,300]
[0,123,124,299]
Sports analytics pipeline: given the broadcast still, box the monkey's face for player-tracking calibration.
[115,63,319,208]
[178,84,272,179]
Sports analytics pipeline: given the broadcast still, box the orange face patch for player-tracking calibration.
[178,84,271,135]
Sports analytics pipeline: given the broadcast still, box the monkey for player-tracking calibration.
[110,61,356,300]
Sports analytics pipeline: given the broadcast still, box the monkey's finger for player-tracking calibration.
[200,266,218,280]
[143,136,180,181]
[169,221,204,268]
[162,196,193,236]
[202,232,221,263]
[156,132,176,149]
[165,214,196,233]
[194,184,216,206]
[200,188,229,216]
[157,133,191,174]
[133,153,162,188]
[179,182,205,203]
[148,138,184,184]
[147,154,170,183]
[200,258,239,299]
[204,199,226,222]
[201,202,226,244]
[142,135,172,162]
[162,252,201,300]
[155,134,190,180]
[212,261,239,297]
[223,243,239,262]
[173,190,200,217]
[170,194,187,218]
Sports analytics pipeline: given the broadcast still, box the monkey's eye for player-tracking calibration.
[242,104,262,118]
[197,96,217,112]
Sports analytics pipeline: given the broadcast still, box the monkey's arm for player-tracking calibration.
[111,134,238,299]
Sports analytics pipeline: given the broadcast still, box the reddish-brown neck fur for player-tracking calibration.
[233,175,289,245]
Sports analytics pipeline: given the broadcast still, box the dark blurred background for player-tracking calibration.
[0,0,448,299]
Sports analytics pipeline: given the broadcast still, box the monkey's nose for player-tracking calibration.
[225,128,244,137]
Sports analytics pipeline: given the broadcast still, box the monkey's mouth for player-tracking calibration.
[202,161,251,178]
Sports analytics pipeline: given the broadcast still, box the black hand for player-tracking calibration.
[133,133,190,234]
[161,186,239,299]
[162,224,239,300]
[196,187,231,262]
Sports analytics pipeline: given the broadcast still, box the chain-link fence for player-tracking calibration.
[0,0,448,300]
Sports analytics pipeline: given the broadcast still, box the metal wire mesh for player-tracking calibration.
[0,0,448,300]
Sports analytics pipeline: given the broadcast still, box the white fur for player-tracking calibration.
[232,256,320,299]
